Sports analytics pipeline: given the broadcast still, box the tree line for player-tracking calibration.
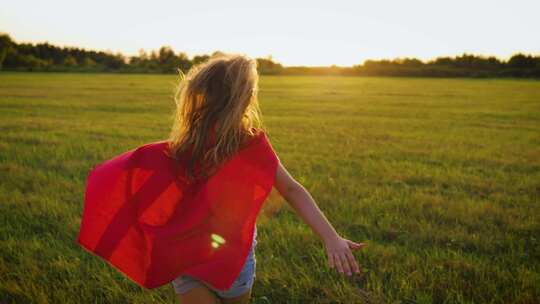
[1,33,538,78]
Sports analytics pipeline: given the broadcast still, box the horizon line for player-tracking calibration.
[4,33,539,68]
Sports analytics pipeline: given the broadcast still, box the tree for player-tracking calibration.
[508,53,536,69]
[0,34,14,69]
[63,55,77,67]
[192,54,210,65]
[256,56,283,74]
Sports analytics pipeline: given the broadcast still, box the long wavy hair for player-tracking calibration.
[167,54,264,182]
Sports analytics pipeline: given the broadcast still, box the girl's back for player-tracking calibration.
[169,54,366,304]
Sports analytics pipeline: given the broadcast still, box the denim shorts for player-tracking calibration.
[171,227,257,298]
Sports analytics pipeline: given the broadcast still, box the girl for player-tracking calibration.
[167,54,367,304]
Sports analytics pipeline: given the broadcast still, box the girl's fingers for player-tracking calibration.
[338,253,353,276]
[333,253,345,275]
[327,251,335,269]
[327,240,366,275]
[346,240,357,247]
[349,241,367,250]
[345,250,360,273]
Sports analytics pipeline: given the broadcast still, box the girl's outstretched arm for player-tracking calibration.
[273,161,367,276]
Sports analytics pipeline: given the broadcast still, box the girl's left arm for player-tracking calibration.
[273,161,367,276]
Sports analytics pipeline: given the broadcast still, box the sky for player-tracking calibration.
[1,0,539,66]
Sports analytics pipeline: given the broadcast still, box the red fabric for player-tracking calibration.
[77,130,279,290]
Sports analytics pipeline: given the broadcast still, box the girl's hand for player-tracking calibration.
[324,236,367,276]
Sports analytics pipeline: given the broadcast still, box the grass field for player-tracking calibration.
[0,72,539,304]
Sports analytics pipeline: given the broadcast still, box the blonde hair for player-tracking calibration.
[167,53,264,182]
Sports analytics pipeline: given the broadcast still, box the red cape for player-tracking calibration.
[77,131,278,290]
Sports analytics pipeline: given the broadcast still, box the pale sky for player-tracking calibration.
[1,0,539,66]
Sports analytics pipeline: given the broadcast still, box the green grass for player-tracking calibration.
[1,72,539,304]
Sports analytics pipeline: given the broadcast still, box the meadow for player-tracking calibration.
[0,72,539,304]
